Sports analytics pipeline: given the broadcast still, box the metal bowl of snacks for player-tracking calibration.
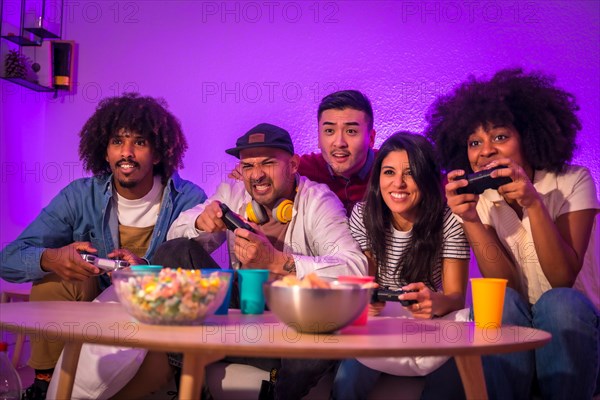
[264,274,373,333]
[113,266,231,325]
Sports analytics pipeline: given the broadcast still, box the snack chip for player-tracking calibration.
[272,272,331,289]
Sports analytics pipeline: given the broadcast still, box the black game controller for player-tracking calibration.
[81,254,130,272]
[456,166,512,195]
[372,288,418,307]
[219,203,256,233]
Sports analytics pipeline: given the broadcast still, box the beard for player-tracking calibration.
[117,178,138,188]
[114,158,142,189]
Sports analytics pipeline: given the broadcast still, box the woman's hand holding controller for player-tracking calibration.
[485,158,541,209]
[368,301,385,317]
[401,283,436,319]
[445,169,481,223]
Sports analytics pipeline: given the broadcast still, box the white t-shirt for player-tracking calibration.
[476,165,600,308]
[350,203,470,291]
[113,176,163,227]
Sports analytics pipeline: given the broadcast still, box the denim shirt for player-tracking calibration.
[0,172,206,284]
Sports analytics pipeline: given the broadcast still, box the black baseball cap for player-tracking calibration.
[225,123,295,159]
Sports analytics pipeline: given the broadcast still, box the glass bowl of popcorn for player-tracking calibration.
[112,266,231,325]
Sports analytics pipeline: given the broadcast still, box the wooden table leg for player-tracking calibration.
[179,353,224,400]
[11,333,24,367]
[454,355,488,400]
[55,342,83,400]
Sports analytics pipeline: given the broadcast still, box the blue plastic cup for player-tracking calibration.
[237,269,269,315]
[130,265,164,272]
[201,269,234,315]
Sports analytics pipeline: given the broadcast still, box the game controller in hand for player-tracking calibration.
[219,203,256,233]
[372,288,418,307]
[456,166,512,195]
[81,254,130,272]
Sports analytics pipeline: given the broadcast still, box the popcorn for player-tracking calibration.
[115,268,228,325]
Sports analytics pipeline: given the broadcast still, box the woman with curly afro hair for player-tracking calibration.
[426,68,599,399]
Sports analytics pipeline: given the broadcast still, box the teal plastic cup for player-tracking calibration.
[202,269,234,315]
[237,269,270,314]
[130,265,164,272]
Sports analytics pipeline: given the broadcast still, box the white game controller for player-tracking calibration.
[80,254,130,272]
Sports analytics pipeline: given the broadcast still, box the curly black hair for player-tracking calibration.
[78,93,187,182]
[425,68,581,174]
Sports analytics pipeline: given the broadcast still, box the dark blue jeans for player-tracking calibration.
[332,358,381,400]
[332,358,461,400]
[482,287,600,400]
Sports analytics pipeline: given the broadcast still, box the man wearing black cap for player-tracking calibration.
[137,122,366,400]
[167,122,366,279]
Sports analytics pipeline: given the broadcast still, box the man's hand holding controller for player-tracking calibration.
[40,241,101,281]
[219,203,256,233]
[195,201,229,233]
[215,202,290,276]
[195,201,256,234]
[40,243,144,281]
[80,254,130,272]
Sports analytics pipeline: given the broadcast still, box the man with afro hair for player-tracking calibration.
[426,68,599,399]
[0,93,209,399]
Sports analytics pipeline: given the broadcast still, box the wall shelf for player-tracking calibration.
[1,76,54,92]
[24,27,60,39]
[1,0,69,93]
[0,34,42,46]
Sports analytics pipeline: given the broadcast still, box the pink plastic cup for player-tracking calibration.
[337,275,375,326]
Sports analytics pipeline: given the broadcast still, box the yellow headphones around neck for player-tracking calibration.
[246,175,298,224]
[246,198,293,224]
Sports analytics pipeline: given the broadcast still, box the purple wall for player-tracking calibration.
[1,0,599,255]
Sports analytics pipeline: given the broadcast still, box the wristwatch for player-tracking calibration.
[283,257,296,275]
